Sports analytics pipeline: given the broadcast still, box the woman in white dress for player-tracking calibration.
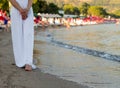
[9,0,36,71]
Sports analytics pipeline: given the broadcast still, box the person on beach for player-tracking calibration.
[9,0,36,71]
[3,10,10,32]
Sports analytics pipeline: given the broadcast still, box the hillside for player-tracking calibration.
[46,0,120,12]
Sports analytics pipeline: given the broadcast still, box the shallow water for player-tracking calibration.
[49,24,120,56]
[34,24,120,88]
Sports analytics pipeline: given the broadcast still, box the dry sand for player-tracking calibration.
[0,31,89,88]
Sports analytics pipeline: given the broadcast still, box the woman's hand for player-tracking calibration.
[20,9,29,20]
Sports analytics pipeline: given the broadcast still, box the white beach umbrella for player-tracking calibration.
[37,13,41,16]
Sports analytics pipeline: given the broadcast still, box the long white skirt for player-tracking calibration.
[10,0,36,68]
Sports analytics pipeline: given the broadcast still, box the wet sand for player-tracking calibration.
[0,31,88,88]
[34,25,120,88]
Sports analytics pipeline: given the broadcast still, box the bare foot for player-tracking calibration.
[25,64,32,71]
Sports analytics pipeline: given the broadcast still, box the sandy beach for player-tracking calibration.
[0,31,88,88]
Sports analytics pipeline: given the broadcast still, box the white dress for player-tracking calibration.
[10,0,36,69]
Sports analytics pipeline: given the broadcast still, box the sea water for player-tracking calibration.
[35,24,120,88]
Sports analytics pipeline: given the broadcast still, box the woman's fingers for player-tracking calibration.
[19,8,29,20]
[22,14,28,20]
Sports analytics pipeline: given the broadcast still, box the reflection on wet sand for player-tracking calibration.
[51,24,120,55]
[34,24,120,88]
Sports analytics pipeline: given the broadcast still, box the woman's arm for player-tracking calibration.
[26,0,33,11]
[9,0,23,12]
[22,0,33,19]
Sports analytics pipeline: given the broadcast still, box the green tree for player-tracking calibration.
[33,0,48,13]
[32,1,40,13]
[63,4,74,14]
[73,7,80,15]
[63,4,80,15]
[0,0,9,11]
[79,2,90,16]
[113,9,120,17]
[33,0,38,4]
[47,3,59,14]
[88,6,107,17]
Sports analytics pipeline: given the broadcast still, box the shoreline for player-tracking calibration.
[0,31,89,88]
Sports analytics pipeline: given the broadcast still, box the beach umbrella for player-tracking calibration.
[37,13,41,16]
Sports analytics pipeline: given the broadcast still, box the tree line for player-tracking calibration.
[0,0,120,18]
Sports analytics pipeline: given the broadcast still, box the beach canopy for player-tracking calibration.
[37,13,61,18]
